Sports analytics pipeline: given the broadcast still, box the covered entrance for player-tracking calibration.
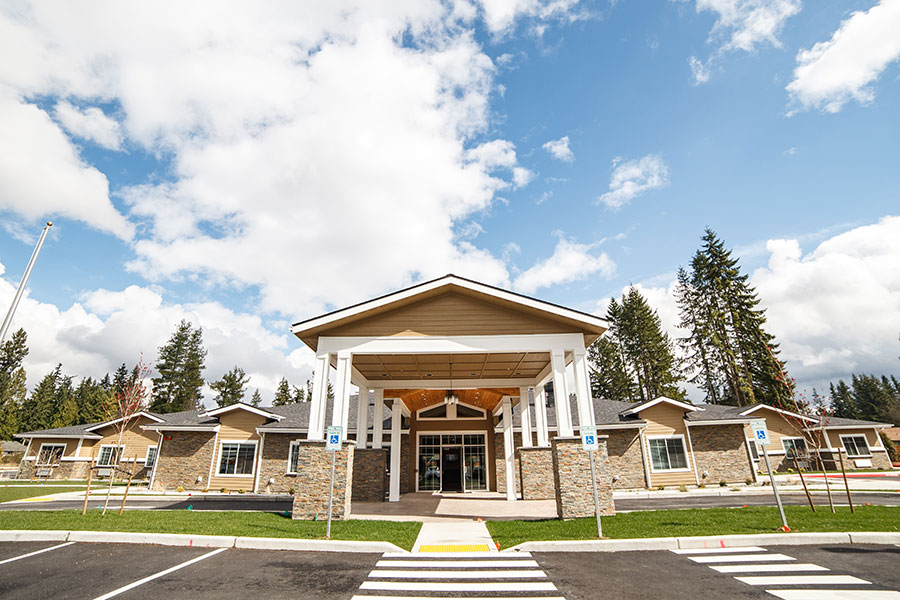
[417,432,488,493]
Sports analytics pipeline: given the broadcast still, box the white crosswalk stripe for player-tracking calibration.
[673,545,900,599]
[352,551,565,599]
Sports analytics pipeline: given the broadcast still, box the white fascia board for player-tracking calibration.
[85,411,164,432]
[375,377,539,389]
[200,403,284,421]
[16,433,102,440]
[317,333,588,356]
[256,428,308,435]
[291,275,609,335]
[595,423,646,430]
[622,397,701,416]
[686,419,753,426]
[814,424,893,431]
[143,425,221,432]
[739,404,818,423]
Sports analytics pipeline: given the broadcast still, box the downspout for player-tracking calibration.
[638,428,651,489]
[743,435,759,484]
[253,432,266,494]
[206,430,220,490]
[148,432,164,491]
[684,421,701,486]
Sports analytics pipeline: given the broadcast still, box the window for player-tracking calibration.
[36,444,66,466]
[455,404,485,418]
[648,437,689,471]
[145,445,158,468]
[97,445,123,467]
[781,437,807,459]
[419,405,447,419]
[841,435,870,458]
[287,442,301,474]
[218,442,256,476]
[747,439,759,461]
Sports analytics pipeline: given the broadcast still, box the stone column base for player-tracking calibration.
[352,448,387,502]
[291,440,355,520]
[551,436,615,519]
[518,446,555,500]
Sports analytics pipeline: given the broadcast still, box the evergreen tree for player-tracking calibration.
[210,366,249,407]
[74,377,115,425]
[20,365,62,432]
[830,374,900,424]
[588,287,685,403]
[250,388,262,407]
[150,320,207,413]
[49,373,78,428]
[272,377,293,406]
[0,329,28,439]
[676,229,795,408]
[292,384,306,403]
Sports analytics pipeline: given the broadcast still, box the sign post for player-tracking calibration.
[325,425,342,540]
[751,419,789,531]
[581,425,602,538]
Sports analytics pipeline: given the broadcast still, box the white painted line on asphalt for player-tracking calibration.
[92,547,227,600]
[766,591,900,600]
[351,596,567,600]
[689,553,795,563]
[672,546,766,554]
[711,563,828,573]
[367,569,547,579]
[735,574,871,586]
[375,559,541,568]
[382,551,530,558]
[360,581,557,592]
[0,542,75,566]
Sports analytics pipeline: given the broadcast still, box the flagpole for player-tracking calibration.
[0,222,53,343]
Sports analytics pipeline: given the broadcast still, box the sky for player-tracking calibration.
[0,0,898,407]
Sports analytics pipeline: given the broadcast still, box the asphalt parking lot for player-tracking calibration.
[0,541,898,599]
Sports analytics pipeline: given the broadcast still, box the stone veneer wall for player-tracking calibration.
[606,429,647,489]
[151,431,216,492]
[400,434,410,493]
[292,440,354,520]
[691,424,754,484]
[353,448,387,502]
[17,460,90,480]
[518,447,554,499]
[257,433,298,493]
[494,432,523,495]
[551,436,615,519]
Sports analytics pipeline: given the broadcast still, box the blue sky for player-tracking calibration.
[1,0,898,404]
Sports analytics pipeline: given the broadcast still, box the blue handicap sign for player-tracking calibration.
[756,430,766,440]
[329,434,339,444]
[586,435,595,445]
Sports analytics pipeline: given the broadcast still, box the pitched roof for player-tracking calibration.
[17,423,102,438]
[817,416,893,428]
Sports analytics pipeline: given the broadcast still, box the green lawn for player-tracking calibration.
[487,505,900,549]
[0,510,422,550]
[0,487,92,502]
[0,480,140,486]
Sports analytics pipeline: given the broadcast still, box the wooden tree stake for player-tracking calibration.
[837,449,854,513]
[817,448,835,514]
[82,449,96,516]
[793,454,815,512]
[119,455,139,516]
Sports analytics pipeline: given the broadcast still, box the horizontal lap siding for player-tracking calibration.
[208,411,267,491]
[85,417,160,462]
[642,405,696,486]
[26,438,80,458]
[824,427,882,451]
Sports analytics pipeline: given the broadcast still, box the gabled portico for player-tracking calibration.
[289,274,610,518]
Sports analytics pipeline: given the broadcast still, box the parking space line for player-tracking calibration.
[0,542,75,566]
[710,563,828,573]
[766,591,900,600]
[92,548,227,600]
[671,546,766,554]
[688,553,795,563]
[734,574,870,586]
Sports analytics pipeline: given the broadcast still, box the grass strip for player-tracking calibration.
[0,487,94,502]
[0,509,422,550]
[487,505,900,550]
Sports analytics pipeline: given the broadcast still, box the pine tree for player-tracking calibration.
[273,378,293,406]
[151,320,207,413]
[75,377,115,425]
[0,329,28,439]
[587,336,635,402]
[20,365,62,432]
[250,388,262,407]
[292,384,306,403]
[676,229,795,408]
[50,373,77,428]
[210,366,249,407]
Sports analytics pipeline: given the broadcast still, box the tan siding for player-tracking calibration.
[825,428,885,454]
[89,416,160,463]
[640,404,696,486]
[27,438,81,459]
[208,410,267,491]
[741,410,819,455]
[325,292,580,338]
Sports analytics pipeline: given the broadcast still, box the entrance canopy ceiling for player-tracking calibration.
[386,388,520,413]
[353,352,550,382]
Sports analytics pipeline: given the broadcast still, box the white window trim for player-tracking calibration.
[646,435,692,473]
[36,443,67,466]
[144,445,158,468]
[416,400,486,421]
[780,437,808,458]
[839,434,871,458]
[216,440,258,478]
[286,441,301,475]
[97,444,125,467]
[414,430,490,493]
[746,439,760,461]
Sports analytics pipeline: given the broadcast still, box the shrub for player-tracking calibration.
[697,483,706,489]
[220,487,227,493]
[238,488,245,494]
[176,486,184,493]
[678,485,688,493]
[719,480,727,487]
[744,478,753,485]
[289,486,295,495]
[654,486,665,491]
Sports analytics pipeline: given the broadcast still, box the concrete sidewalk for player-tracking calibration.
[411,520,497,553]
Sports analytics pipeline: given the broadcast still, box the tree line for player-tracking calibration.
[0,319,315,439]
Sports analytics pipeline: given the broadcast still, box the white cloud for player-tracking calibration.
[786,0,900,114]
[0,94,133,240]
[54,101,123,150]
[514,234,615,294]
[542,136,574,162]
[475,0,583,34]
[688,0,801,83]
[596,154,669,209]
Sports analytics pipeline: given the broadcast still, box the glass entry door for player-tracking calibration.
[417,433,488,492]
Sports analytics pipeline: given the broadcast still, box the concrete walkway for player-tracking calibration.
[351,491,556,522]
[411,520,498,552]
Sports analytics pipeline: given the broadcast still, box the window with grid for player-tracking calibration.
[37,444,66,466]
[841,435,870,458]
[145,446,158,468]
[218,442,256,476]
[98,445,122,466]
[781,437,807,459]
[648,437,688,471]
[287,442,301,474]
[747,439,759,460]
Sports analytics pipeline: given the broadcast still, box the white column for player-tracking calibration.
[572,348,595,429]
[551,350,573,437]
[519,387,533,448]
[502,396,517,501]
[534,385,550,447]
[389,400,402,502]
[356,386,369,449]
[332,352,353,440]
[372,389,385,449]
[307,354,329,440]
